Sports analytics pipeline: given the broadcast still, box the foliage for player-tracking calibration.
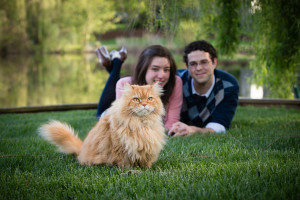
[250,0,300,98]
[0,0,30,54]
[176,19,202,46]
[0,106,300,199]
[144,0,241,54]
[215,0,240,56]
[112,0,148,29]
[147,0,186,38]
[145,0,300,98]
[1,0,300,98]
[0,0,117,53]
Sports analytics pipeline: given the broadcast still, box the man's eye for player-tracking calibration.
[189,62,197,67]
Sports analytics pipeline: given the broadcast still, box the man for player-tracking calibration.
[169,40,239,136]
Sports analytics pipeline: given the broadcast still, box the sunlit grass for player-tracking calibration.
[0,106,299,199]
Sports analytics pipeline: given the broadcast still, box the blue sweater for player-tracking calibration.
[178,69,239,130]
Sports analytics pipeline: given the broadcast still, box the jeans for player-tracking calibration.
[96,59,122,118]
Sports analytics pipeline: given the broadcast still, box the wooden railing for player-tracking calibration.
[0,98,299,114]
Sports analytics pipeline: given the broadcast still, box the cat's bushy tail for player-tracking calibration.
[38,120,83,155]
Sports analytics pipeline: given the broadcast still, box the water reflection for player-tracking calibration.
[239,69,266,98]
[0,54,110,107]
[0,53,255,108]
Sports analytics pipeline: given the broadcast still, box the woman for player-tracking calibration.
[95,45,182,131]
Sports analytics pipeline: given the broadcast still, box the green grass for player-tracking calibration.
[1,107,300,199]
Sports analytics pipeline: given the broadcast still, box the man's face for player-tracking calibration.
[187,50,216,90]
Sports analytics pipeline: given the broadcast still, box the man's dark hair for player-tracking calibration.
[183,40,218,65]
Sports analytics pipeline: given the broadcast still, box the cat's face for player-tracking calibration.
[122,84,164,117]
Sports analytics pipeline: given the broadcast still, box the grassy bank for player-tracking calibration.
[0,106,299,199]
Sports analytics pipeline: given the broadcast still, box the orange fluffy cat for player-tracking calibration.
[38,83,166,168]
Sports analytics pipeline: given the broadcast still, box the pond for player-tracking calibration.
[0,53,257,108]
[0,53,109,108]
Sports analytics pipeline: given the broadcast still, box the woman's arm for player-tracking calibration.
[164,76,183,130]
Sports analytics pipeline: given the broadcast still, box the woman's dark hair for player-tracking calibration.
[132,45,177,106]
[183,40,218,65]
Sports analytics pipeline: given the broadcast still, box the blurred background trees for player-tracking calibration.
[0,0,299,98]
[145,0,300,98]
[0,0,116,53]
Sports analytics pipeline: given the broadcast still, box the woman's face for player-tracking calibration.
[145,57,171,87]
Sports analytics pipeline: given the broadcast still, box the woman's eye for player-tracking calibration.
[164,68,170,73]
[148,97,153,101]
[133,98,140,102]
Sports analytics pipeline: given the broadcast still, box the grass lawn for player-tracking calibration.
[0,106,299,199]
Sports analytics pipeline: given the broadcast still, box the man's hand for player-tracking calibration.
[168,122,215,136]
[168,122,197,136]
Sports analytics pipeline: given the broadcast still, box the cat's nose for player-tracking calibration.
[142,103,147,107]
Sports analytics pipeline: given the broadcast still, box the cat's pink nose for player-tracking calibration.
[142,103,147,107]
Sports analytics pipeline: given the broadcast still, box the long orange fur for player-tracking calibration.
[38,84,166,168]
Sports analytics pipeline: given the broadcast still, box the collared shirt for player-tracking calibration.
[178,69,239,134]
[191,76,215,98]
[191,76,225,133]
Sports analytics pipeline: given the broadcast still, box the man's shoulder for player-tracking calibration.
[215,69,239,88]
[177,69,189,82]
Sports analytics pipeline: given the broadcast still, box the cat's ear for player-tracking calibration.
[152,83,164,96]
[122,82,133,95]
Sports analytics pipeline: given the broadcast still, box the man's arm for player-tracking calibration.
[205,122,226,133]
[209,85,239,130]
[168,121,214,136]
[168,84,239,136]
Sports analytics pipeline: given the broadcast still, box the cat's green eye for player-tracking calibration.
[133,97,140,102]
[148,97,153,101]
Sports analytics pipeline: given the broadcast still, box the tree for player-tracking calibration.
[112,0,148,29]
[0,0,29,54]
[57,0,117,51]
[144,0,300,98]
[250,0,300,98]
[0,0,117,53]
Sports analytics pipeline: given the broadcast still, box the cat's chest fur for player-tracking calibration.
[79,84,167,168]
[110,112,165,152]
